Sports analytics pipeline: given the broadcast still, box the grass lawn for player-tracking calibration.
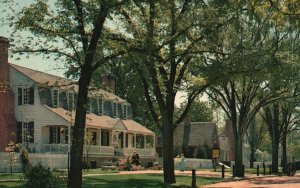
[0,173,23,180]
[0,173,222,188]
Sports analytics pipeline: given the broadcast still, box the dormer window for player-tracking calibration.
[123,104,127,119]
[53,89,59,107]
[113,102,117,117]
[98,98,103,115]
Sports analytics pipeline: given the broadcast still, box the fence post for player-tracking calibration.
[192,169,196,188]
[269,165,272,175]
[232,165,235,177]
[222,165,225,178]
[257,165,259,176]
[263,164,266,175]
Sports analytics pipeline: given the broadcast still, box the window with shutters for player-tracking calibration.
[18,87,34,105]
[53,89,59,107]
[22,122,34,143]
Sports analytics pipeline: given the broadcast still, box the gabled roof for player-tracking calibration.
[9,63,126,102]
[123,119,154,134]
[188,122,218,146]
[174,122,218,147]
[44,105,154,134]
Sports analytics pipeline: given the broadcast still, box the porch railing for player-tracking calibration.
[41,144,69,153]
[83,145,114,156]
[123,148,155,157]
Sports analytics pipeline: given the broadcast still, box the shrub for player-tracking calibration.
[20,149,31,172]
[23,163,66,188]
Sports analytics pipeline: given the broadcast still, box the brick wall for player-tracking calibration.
[0,37,17,151]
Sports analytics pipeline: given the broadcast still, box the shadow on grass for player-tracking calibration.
[0,181,25,188]
[83,174,221,188]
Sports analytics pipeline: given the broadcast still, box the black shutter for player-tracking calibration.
[17,122,22,143]
[92,98,98,114]
[18,88,22,105]
[29,87,34,105]
[28,122,34,143]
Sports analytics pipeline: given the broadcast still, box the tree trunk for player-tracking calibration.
[68,71,91,188]
[250,147,255,168]
[234,134,244,177]
[271,137,279,174]
[271,104,279,174]
[281,134,287,173]
[162,118,176,184]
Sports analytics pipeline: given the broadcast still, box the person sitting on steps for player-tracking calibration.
[131,151,141,166]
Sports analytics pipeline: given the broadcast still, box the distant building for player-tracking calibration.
[173,120,219,158]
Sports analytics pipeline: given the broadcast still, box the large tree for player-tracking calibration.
[204,0,292,177]
[8,1,128,187]
[109,0,224,183]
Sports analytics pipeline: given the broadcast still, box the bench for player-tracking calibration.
[101,161,117,170]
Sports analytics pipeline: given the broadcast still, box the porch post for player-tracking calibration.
[99,129,101,154]
[134,133,136,148]
[123,131,126,148]
[144,134,146,149]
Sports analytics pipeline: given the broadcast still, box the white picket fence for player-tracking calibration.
[0,152,68,173]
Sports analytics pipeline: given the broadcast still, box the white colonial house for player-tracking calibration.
[11,64,155,157]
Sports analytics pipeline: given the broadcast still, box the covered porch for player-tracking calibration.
[39,107,156,158]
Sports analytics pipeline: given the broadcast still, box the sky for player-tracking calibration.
[0,0,66,77]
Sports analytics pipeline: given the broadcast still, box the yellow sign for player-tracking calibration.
[212,149,220,158]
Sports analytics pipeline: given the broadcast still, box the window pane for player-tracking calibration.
[113,102,117,117]
[136,134,144,148]
[53,89,59,107]
[101,130,109,146]
[23,88,31,104]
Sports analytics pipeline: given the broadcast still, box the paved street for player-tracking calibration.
[202,173,300,188]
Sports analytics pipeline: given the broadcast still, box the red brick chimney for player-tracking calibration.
[0,36,17,151]
[101,74,116,93]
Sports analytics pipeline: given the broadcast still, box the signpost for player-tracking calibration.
[212,142,220,172]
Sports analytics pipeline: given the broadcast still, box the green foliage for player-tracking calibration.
[23,163,66,188]
[178,100,214,122]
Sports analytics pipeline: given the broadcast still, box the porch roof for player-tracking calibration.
[44,105,154,135]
